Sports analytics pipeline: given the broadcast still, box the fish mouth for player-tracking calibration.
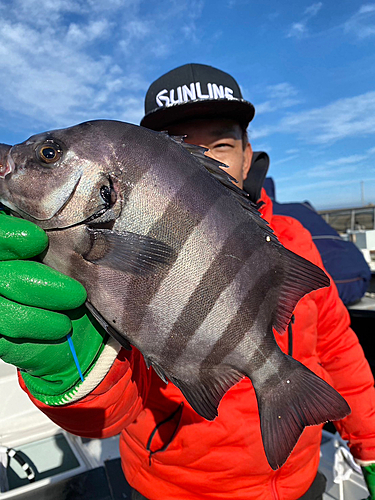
[2,171,88,228]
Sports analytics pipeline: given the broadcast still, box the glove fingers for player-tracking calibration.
[0,260,87,310]
[0,214,48,260]
[0,296,72,340]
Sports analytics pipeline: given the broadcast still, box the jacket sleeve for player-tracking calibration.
[289,219,375,462]
[19,347,151,439]
[315,275,375,462]
[274,214,375,462]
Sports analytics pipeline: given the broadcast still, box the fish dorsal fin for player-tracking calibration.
[171,136,278,244]
[172,135,330,336]
[273,246,330,334]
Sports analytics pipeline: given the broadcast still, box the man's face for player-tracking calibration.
[167,118,252,189]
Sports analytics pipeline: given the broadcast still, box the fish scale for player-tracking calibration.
[201,268,281,375]
[163,229,266,368]
[175,250,264,368]
[0,119,350,470]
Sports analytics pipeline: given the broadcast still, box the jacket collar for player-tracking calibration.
[258,188,273,224]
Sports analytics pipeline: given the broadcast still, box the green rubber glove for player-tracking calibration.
[362,464,375,500]
[0,212,107,405]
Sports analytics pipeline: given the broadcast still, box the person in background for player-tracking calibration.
[253,169,372,307]
[1,63,375,500]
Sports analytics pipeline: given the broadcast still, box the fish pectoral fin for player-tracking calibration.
[84,227,175,275]
[169,368,243,421]
[253,356,351,470]
[274,246,330,334]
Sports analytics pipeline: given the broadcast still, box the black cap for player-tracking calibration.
[140,63,255,131]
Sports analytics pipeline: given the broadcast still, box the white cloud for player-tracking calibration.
[280,91,375,144]
[325,154,368,166]
[255,83,301,114]
[272,148,375,209]
[250,126,275,140]
[266,83,299,100]
[271,154,300,166]
[304,2,323,17]
[286,2,323,38]
[279,176,375,194]
[252,91,375,145]
[303,152,373,182]
[0,0,206,132]
[344,3,375,39]
[66,20,112,46]
[287,22,307,38]
[306,164,358,179]
[286,148,299,155]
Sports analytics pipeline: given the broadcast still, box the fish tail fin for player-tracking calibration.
[252,356,350,470]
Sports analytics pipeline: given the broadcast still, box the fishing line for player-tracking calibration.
[67,333,84,382]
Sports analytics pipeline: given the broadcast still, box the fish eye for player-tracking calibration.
[100,184,117,208]
[36,143,63,164]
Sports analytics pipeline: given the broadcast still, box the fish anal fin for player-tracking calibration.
[254,357,350,470]
[170,368,243,421]
[84,227,175,276]
[274,246,330,334]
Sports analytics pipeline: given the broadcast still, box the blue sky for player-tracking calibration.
[0,0,374,210]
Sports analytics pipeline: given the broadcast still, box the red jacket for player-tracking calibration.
[21,190,375,500]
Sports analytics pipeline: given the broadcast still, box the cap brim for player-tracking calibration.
[140,98,255,131]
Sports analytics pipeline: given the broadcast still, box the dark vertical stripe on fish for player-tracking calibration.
[162,221,259,367]
[124,176,226,332]
[199,267,282,373]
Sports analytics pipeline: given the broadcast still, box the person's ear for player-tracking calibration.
[242,142,253,181]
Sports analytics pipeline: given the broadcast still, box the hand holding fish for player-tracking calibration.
[0,212,107,404]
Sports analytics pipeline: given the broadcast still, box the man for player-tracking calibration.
[1,63,375,500]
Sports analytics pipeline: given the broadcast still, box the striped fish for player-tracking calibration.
[0,120,350,469]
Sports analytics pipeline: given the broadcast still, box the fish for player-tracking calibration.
[0,120,350,469]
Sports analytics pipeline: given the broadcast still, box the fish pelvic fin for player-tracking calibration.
[252,356,350,470]
[274,246,330,334]
[170,368,243,421]
[143,357,169,385]
[85,301,132,351]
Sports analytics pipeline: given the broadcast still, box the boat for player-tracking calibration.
[0,358,134,499]
[320,428,369,499]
